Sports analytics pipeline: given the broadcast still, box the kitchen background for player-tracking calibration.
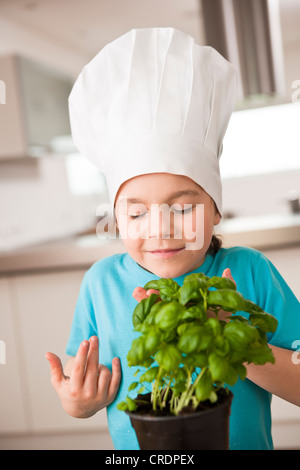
[0,0,299,450]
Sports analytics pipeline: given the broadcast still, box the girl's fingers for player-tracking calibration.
[45,352,66,389]
[222,268,236,286]
[70,340,90,389]
[132,286,147,302]
[84,336,100,392]
[146,289,160,296]
[106,357,122,403]
[132,287,160,303]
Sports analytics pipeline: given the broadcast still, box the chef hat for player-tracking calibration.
[68,27,237,216]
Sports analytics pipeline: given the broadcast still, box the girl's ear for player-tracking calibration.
[214,211,221,226]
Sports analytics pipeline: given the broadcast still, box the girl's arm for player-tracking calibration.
[246,344,300,406]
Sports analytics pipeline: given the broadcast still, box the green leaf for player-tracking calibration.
[249,312,278,333]
[245,344,275,365]
[126,396,137,412]
[214,335,230,357]
[132,294,159,327]
[154,301,185,331]
[176,367,188,383]
[223,320,259,351]
[140,357,155,368]
[243,299,265,314]
[195,369,213,402]
[178,279,206,305]
[178,325,212,354]
[140,366,159,383]
[155,344,182,372]
[232,363,247,381]
[206,317,222,336]
[207,289,246,313]
[229,315,249,323]
[143,280,160,290]
[207,276,236,291]
[143,301,163,326]
[181,303,207,322]
[183,273,209,284]
[128,381,139,391]
[144,328,162,354]
[156,278,180,301]
[182,352,208,368]
[208,352,229,383]
[127,337,147,366]
[117,401,128,411]
[208,390,218,403]
[224,364,239,386]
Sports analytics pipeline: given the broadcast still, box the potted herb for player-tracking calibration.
[117,273,278,450]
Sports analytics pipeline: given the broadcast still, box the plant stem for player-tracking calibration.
[152,368,162,411]
[174,367,193,415]
[184,367,207,406]
[162,376,172,408]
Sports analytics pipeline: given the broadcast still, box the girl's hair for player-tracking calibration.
[208,234,223,254]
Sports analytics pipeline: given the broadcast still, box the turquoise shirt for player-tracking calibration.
[66,246,300,450]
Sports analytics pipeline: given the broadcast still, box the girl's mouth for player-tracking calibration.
[148,247,185,258]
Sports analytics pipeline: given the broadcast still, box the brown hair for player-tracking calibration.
[208,234,223,254]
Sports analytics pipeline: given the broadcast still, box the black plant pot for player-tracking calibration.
[127,390,233,450]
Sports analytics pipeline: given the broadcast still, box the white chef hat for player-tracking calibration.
[68,27,237,216]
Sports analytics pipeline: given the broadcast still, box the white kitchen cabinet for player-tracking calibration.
[263,245,300,299]
[7,269,109,434]
[0,54,72,160]
[262,246,300,449]
[0,277,27,432]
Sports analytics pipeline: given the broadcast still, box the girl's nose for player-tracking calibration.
[148,204,174,240]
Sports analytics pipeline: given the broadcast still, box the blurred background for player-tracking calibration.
[0,0,299,450]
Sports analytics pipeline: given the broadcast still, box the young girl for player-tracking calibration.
[46,28,300,450]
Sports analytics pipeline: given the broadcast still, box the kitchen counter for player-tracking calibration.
[0,213,299,275]
[0,235,126,275]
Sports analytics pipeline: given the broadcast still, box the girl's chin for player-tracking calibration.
[142,261,194,279]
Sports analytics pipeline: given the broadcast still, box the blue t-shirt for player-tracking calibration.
[65,246,300,450]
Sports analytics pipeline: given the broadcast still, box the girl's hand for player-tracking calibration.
[45,336,121,418]
[132,268,236,322]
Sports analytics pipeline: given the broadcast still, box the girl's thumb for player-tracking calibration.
[45,352,64,387]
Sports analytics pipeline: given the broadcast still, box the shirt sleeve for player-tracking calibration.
[65,271,98,356]
[254,252,300,349]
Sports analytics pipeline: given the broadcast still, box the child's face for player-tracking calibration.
[115,173,221,278]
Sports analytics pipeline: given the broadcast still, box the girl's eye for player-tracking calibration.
[174,206,193,214]
[128,213,146,220]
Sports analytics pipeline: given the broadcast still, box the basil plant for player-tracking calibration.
[117,273,278,415]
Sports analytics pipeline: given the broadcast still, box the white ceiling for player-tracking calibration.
[0,0,299,82]
[1,0,299,58]
[0,0,205,60]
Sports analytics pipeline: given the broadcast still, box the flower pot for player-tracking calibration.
[127,390,233,450]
